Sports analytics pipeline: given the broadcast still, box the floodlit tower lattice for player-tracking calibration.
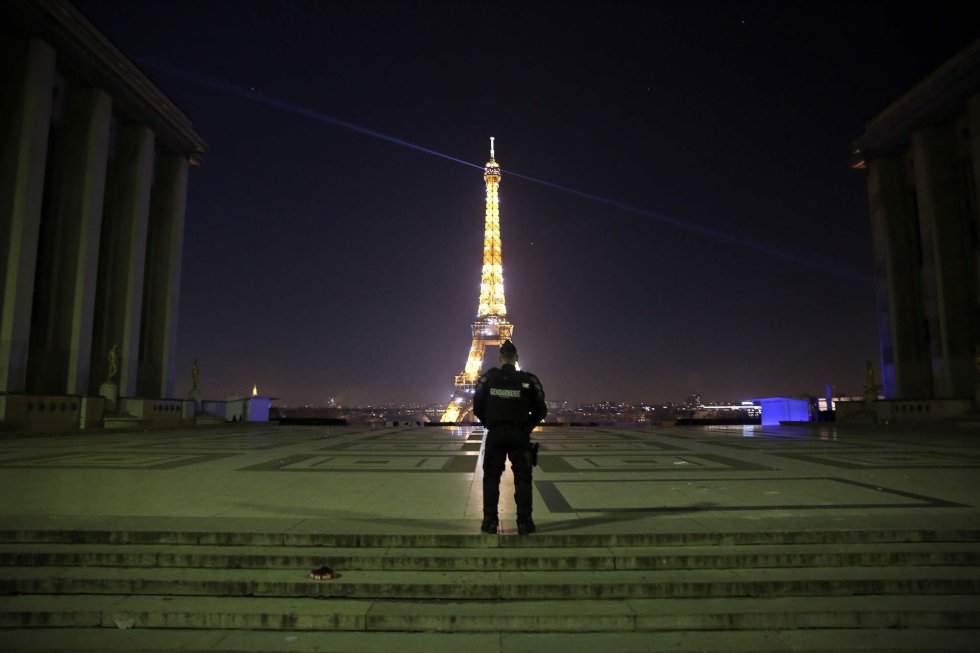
[441,137,514,422]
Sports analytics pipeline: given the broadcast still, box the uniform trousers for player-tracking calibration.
[482,424,533,520]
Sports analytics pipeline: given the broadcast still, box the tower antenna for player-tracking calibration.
[490,136,495,161]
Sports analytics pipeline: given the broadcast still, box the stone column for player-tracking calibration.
[972,95,980,235]
[89,124,155,397]
[26,85,112,395]
[969,95,980,405]
[138,153,189,398]
[0,39,55,394]
[912,124,978,398]
[867,156,932,399]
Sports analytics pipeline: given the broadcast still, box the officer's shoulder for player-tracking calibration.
[478,367,500,380]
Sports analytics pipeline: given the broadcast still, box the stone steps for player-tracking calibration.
[2,542,975,570]
[2,565,978,599]
[1,594,978,632]
[2,527,977,548]
[1,628,978,652]
[0,527,976,648]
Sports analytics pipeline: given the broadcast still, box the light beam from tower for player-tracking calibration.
[441,138,514,423]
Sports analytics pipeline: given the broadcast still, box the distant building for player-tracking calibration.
[1,0,206,431]
[851,40,979,407]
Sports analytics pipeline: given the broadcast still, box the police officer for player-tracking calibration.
[473,339,547,535]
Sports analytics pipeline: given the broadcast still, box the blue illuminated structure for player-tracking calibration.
[751,397,811,426]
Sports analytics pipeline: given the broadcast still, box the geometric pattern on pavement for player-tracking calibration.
[536,477,967,513]
[318,441,482,452]
[0,451,234,470]
[701,439,878,451]
[538,453,772,472]
[0,423,975,518]
[770,451,980,469]
[238,453,479,473]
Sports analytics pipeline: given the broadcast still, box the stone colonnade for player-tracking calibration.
[1,37,191,402]
[866,95,980,400]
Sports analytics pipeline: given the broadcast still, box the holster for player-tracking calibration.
[524,441,540,467]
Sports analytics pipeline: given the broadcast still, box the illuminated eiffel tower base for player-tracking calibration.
[441,139,514,423]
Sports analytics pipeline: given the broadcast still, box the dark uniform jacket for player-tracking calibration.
[473,364,547,430]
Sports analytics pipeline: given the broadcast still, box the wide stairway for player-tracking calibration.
[0,526,978,651]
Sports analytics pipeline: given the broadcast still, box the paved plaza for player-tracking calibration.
[0,422,978,532]
[0,422,978,651]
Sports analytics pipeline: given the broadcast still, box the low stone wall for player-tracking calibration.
[837,398,974,425]
[0,394,85,433]
[117,398,195,428]
[1,393,271,433]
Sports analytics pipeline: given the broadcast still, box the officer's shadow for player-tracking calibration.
[536,502,719,533]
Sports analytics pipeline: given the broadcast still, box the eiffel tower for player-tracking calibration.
[440,138,514,423]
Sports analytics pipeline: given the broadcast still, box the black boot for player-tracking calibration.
[481,516,499,534]
[517,518,536,535]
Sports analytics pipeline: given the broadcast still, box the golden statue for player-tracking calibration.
[191,359,200,390]
[106,344,119,383]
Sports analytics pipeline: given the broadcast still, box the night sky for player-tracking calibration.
[73,1,980,407]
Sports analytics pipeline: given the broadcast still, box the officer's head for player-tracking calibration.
[499,340,518,365]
